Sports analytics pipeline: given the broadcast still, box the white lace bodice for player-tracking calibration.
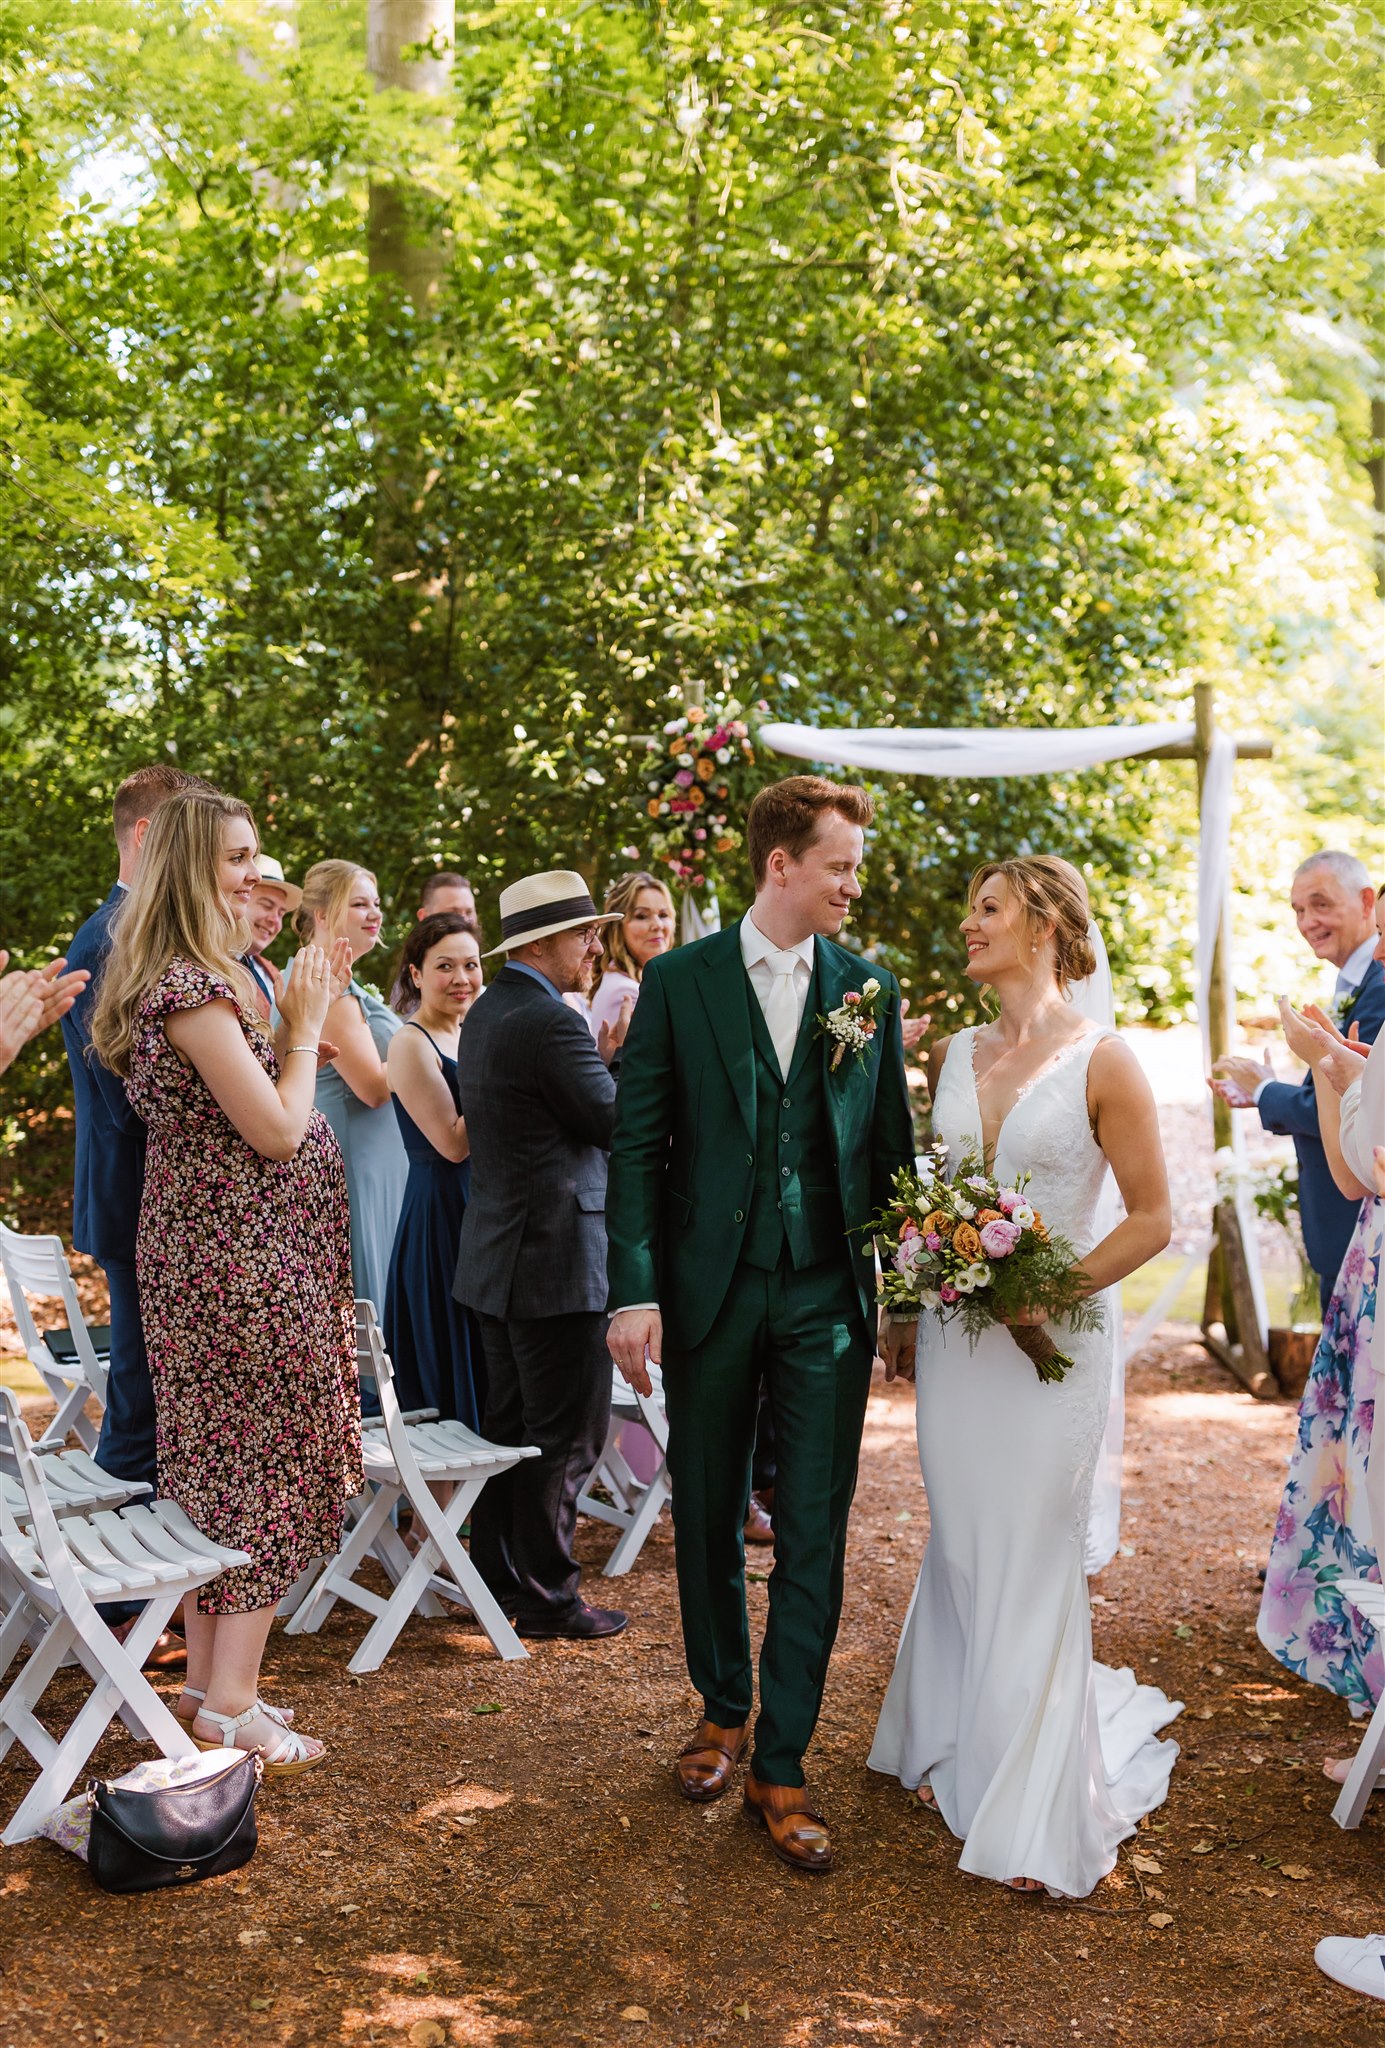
[933,1026,1115,1257]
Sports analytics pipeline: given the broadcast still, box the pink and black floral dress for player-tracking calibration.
[127,957,363,1614]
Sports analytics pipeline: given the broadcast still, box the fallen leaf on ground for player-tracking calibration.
[1148,1913,1174,1929]
[1175,1623,1193,1639]
[1280,1865,1311,1881]
[409,2024,446,2048]
[1130,1854,1163,1875]
[1190,1841,1215,1854]
[473,1703,505,1716]
[237,1929,268,1946]
[619,2008,649,2024]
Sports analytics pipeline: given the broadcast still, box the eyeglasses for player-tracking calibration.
[572,924,602,945]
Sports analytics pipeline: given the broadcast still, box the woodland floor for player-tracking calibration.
[1,1326,1382,2048]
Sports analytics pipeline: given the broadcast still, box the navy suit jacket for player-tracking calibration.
[1258,954,1385,1293]
[60,884,147,1267]
[453,967,619,1319]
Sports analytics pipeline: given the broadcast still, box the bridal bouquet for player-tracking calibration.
[871,1146,1104,1383]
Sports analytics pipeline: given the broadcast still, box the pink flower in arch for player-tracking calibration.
[939,1283,960,1305]
[979,1219,1022,1260]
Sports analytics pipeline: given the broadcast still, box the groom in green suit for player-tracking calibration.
[607,775,915,1872]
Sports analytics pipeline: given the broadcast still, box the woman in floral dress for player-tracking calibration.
[92,788,362,1774]
[1259,923,1385,1738]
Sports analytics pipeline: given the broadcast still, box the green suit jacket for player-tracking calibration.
[606,922,916,1350]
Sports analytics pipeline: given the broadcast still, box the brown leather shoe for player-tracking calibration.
[743,1493,774,1546]
[674,1718,751,1803]
[743,1772,834,1873]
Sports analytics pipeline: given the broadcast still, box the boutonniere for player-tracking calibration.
[819,977,886,1072]
[1325,985,1360,1030]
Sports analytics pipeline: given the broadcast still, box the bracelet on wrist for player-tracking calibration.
[285,1044,320,1057]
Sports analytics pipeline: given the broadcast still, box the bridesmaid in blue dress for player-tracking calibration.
[383,914,486,1426]
[287,861,409,1316]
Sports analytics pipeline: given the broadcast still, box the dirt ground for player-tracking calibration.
[2,1329,1382,2048]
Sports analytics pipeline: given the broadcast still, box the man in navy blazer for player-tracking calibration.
[60,764,199,1486]
[1214,851,1383,1311]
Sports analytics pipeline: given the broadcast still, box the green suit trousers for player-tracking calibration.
[662,1248,872,1788]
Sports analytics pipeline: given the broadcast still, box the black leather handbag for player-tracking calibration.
[86,1751,262,1893]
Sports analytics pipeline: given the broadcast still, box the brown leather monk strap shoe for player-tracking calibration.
[742,1772,834,1873]
[674,1718,751,1803]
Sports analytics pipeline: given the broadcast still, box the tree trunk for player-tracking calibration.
[367,0,454,314]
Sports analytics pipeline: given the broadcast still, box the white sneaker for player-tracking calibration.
[1315,1935,1385,1999]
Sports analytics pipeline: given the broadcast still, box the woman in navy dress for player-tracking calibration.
[383,914,486,1426]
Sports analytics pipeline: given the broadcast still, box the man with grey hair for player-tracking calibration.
[1214,849,1383,1310]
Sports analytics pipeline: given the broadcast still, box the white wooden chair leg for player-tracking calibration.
[603,1467,673,1577]
[1333,1700,1385,1828]
[285,1488,395,1637]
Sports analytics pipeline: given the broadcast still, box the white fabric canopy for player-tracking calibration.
[759,720,1196,781]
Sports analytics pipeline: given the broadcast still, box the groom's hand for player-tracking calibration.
[608,1307,661,1396]
[878,1314,917,1383]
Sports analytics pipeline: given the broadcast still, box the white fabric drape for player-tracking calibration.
[758,720,1196,781]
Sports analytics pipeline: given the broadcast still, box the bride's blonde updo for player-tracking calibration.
[968,856,1097,991]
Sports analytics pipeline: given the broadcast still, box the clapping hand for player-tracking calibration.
[327,936,354,1002]
[900,997,931,1056]
[1277,996,1367,1097]
[597,993,634,1067]
[1210,1049,1274,1108]
[0,952,91,1076]
[279,943,336,1041]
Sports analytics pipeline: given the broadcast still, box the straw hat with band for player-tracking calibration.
[484,870,622,957]
[252,854,303,913]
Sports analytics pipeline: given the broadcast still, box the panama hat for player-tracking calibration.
[484,870,622,956]
[252,854,303,913]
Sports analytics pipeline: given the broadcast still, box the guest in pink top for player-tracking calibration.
[587,870,675,1039]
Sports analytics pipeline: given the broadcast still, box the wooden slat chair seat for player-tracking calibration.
[283,1303,539,1673]
[1332,1578,1385,1829]
[578,1363,671,1578]
[0,1223,110,1453]
[0,1388,249,1844]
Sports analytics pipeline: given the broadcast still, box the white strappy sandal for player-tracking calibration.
[179,1685,296,1749]
[192,1702,326,1776]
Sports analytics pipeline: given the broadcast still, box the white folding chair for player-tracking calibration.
[578,1363,671,1577]
[0,1222,110,1453]
[284,1303,538,1672]
[0,1388,249,1844]
[1,1447,147,1523]
[1332,1578,1385,1828]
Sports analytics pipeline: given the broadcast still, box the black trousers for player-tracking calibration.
[470,1309,612,1625]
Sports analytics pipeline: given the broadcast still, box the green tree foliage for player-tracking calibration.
[1,0,1380,1125]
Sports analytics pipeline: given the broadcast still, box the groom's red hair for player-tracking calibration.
[746,776,873,886]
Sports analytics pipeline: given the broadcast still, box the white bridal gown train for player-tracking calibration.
[869,1026,1181,1898]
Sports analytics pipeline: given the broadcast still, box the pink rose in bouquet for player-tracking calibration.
[979,1218,1023,1260]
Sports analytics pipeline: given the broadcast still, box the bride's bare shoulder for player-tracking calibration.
[1085,1030,1154,1103]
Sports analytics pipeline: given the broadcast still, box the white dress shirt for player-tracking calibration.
[739,910,816,1076]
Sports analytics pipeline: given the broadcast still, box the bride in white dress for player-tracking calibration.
[870,855,1182,1898]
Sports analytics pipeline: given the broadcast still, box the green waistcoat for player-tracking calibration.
[741,963,845,1273]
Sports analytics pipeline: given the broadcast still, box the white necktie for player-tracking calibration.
[761,950,802,1079]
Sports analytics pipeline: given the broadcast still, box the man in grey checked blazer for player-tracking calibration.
[454,870,632,1639]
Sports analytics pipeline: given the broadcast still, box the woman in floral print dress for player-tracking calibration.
[92,788,362,1774]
